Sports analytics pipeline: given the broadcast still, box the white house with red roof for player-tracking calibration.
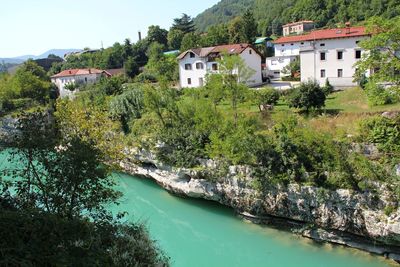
[51,68,109,97]
[177,43,263,88]
[269,24,369,86]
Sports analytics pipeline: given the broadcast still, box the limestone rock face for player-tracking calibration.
[120,149,400,259]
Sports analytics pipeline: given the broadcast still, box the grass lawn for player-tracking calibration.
[325,87,400,113]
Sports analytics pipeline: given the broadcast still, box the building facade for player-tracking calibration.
[273,26,369,87]
[51,68,108,98]
[282,21,315,36]
[177,44,263,88]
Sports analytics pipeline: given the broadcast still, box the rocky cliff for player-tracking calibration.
[120,148,400,263]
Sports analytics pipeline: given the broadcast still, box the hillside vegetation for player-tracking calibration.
[195,0,400,35]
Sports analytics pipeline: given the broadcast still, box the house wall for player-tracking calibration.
[274,41,314,57]
[266,56,298,78]
[178,53,207,88]
[300,36,367,87]
[51,73,102,98]
[239,47,262,86]
[178,47,262,88]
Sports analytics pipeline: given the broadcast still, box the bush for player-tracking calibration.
[281,76,300,81]
[364,82,395,106]
[134,72,157,83]
[288,80,326,112]
[253,87,280,111]
[359,115,400,153]
[322,79,333,96]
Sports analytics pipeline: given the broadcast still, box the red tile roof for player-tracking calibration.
[51,68,105,78]
[274,26,368,44]
[177,43,261,60]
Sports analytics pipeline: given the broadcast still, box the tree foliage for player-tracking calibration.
[288,80,326,112]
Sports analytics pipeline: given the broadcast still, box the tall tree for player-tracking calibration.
[167,28,185,50]
[228,17,247,44]
[147,25,169,47]
[355,16,400,86]
[180,32,202,52]
[172,13,195,33]
[202,24,230,47]
[123,38,134,60]
[242,9,258,44]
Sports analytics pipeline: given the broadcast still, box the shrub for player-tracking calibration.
[288,80,326,112]
[322,79,333,96]
[364,82,394,106]
[253,87,280,111]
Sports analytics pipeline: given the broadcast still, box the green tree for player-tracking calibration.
[282,57,300,78]
[167,28,185,50]
[253,87,280,112]
[124,56,139,78]
[123,38,134,60]
[147,25,169,47]
[228,17,247,44]
[172,13,195,33]
[217,53,255,126]
[288,80,326,112]
[180,32,202,52]
[109,86,144,133]
[356,16,400,86]
[243,9,258,44]
[202,24,230,47]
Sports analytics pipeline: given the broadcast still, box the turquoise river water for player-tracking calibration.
[111,172,395,267]
[0,152,396,267]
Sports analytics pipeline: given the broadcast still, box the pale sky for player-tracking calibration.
[1,0,220,58]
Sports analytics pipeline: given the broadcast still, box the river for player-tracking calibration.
[0,152,395,267]
[111,172,395,267]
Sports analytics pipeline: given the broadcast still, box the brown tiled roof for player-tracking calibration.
[105,68,125,76]
[177,43,261,60]
[274,26,368,44]
[51,68,105,78]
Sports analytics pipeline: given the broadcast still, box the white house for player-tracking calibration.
[51,68,109,97]
[282,21,315,36]
[266,28,309,78]
[177,44,263,88]
[272,25,369,87]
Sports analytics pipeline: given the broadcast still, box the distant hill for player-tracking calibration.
[0,49,81,64]
[194,0,254,32]
[195,0,400,35]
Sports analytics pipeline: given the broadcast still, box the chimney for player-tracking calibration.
[345,22,351,34]
[138,31,142,41]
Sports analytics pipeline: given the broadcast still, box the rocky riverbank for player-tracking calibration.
[120,148,400,263]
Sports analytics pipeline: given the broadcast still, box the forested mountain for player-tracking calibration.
[195,0,400,35]
[194,0,254,32]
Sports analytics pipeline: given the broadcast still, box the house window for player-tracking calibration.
[196,62,204,69]
[212,63,218,71]
[291,43,294,46]
[281,44,285,46]
[85,77,88,83]
[338,69,343,78]
[356,41,360,45]
[320,43,325,47]
[320,52,326,61]
[355,50,362,59]
[300,42,304,45]
[320,69,326,78]
[199,78,204,86]
[337,51,343,60]
[185,64,192,70]
[249,49,252,54]
[187,78,192,85]
[189,52,195,58]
